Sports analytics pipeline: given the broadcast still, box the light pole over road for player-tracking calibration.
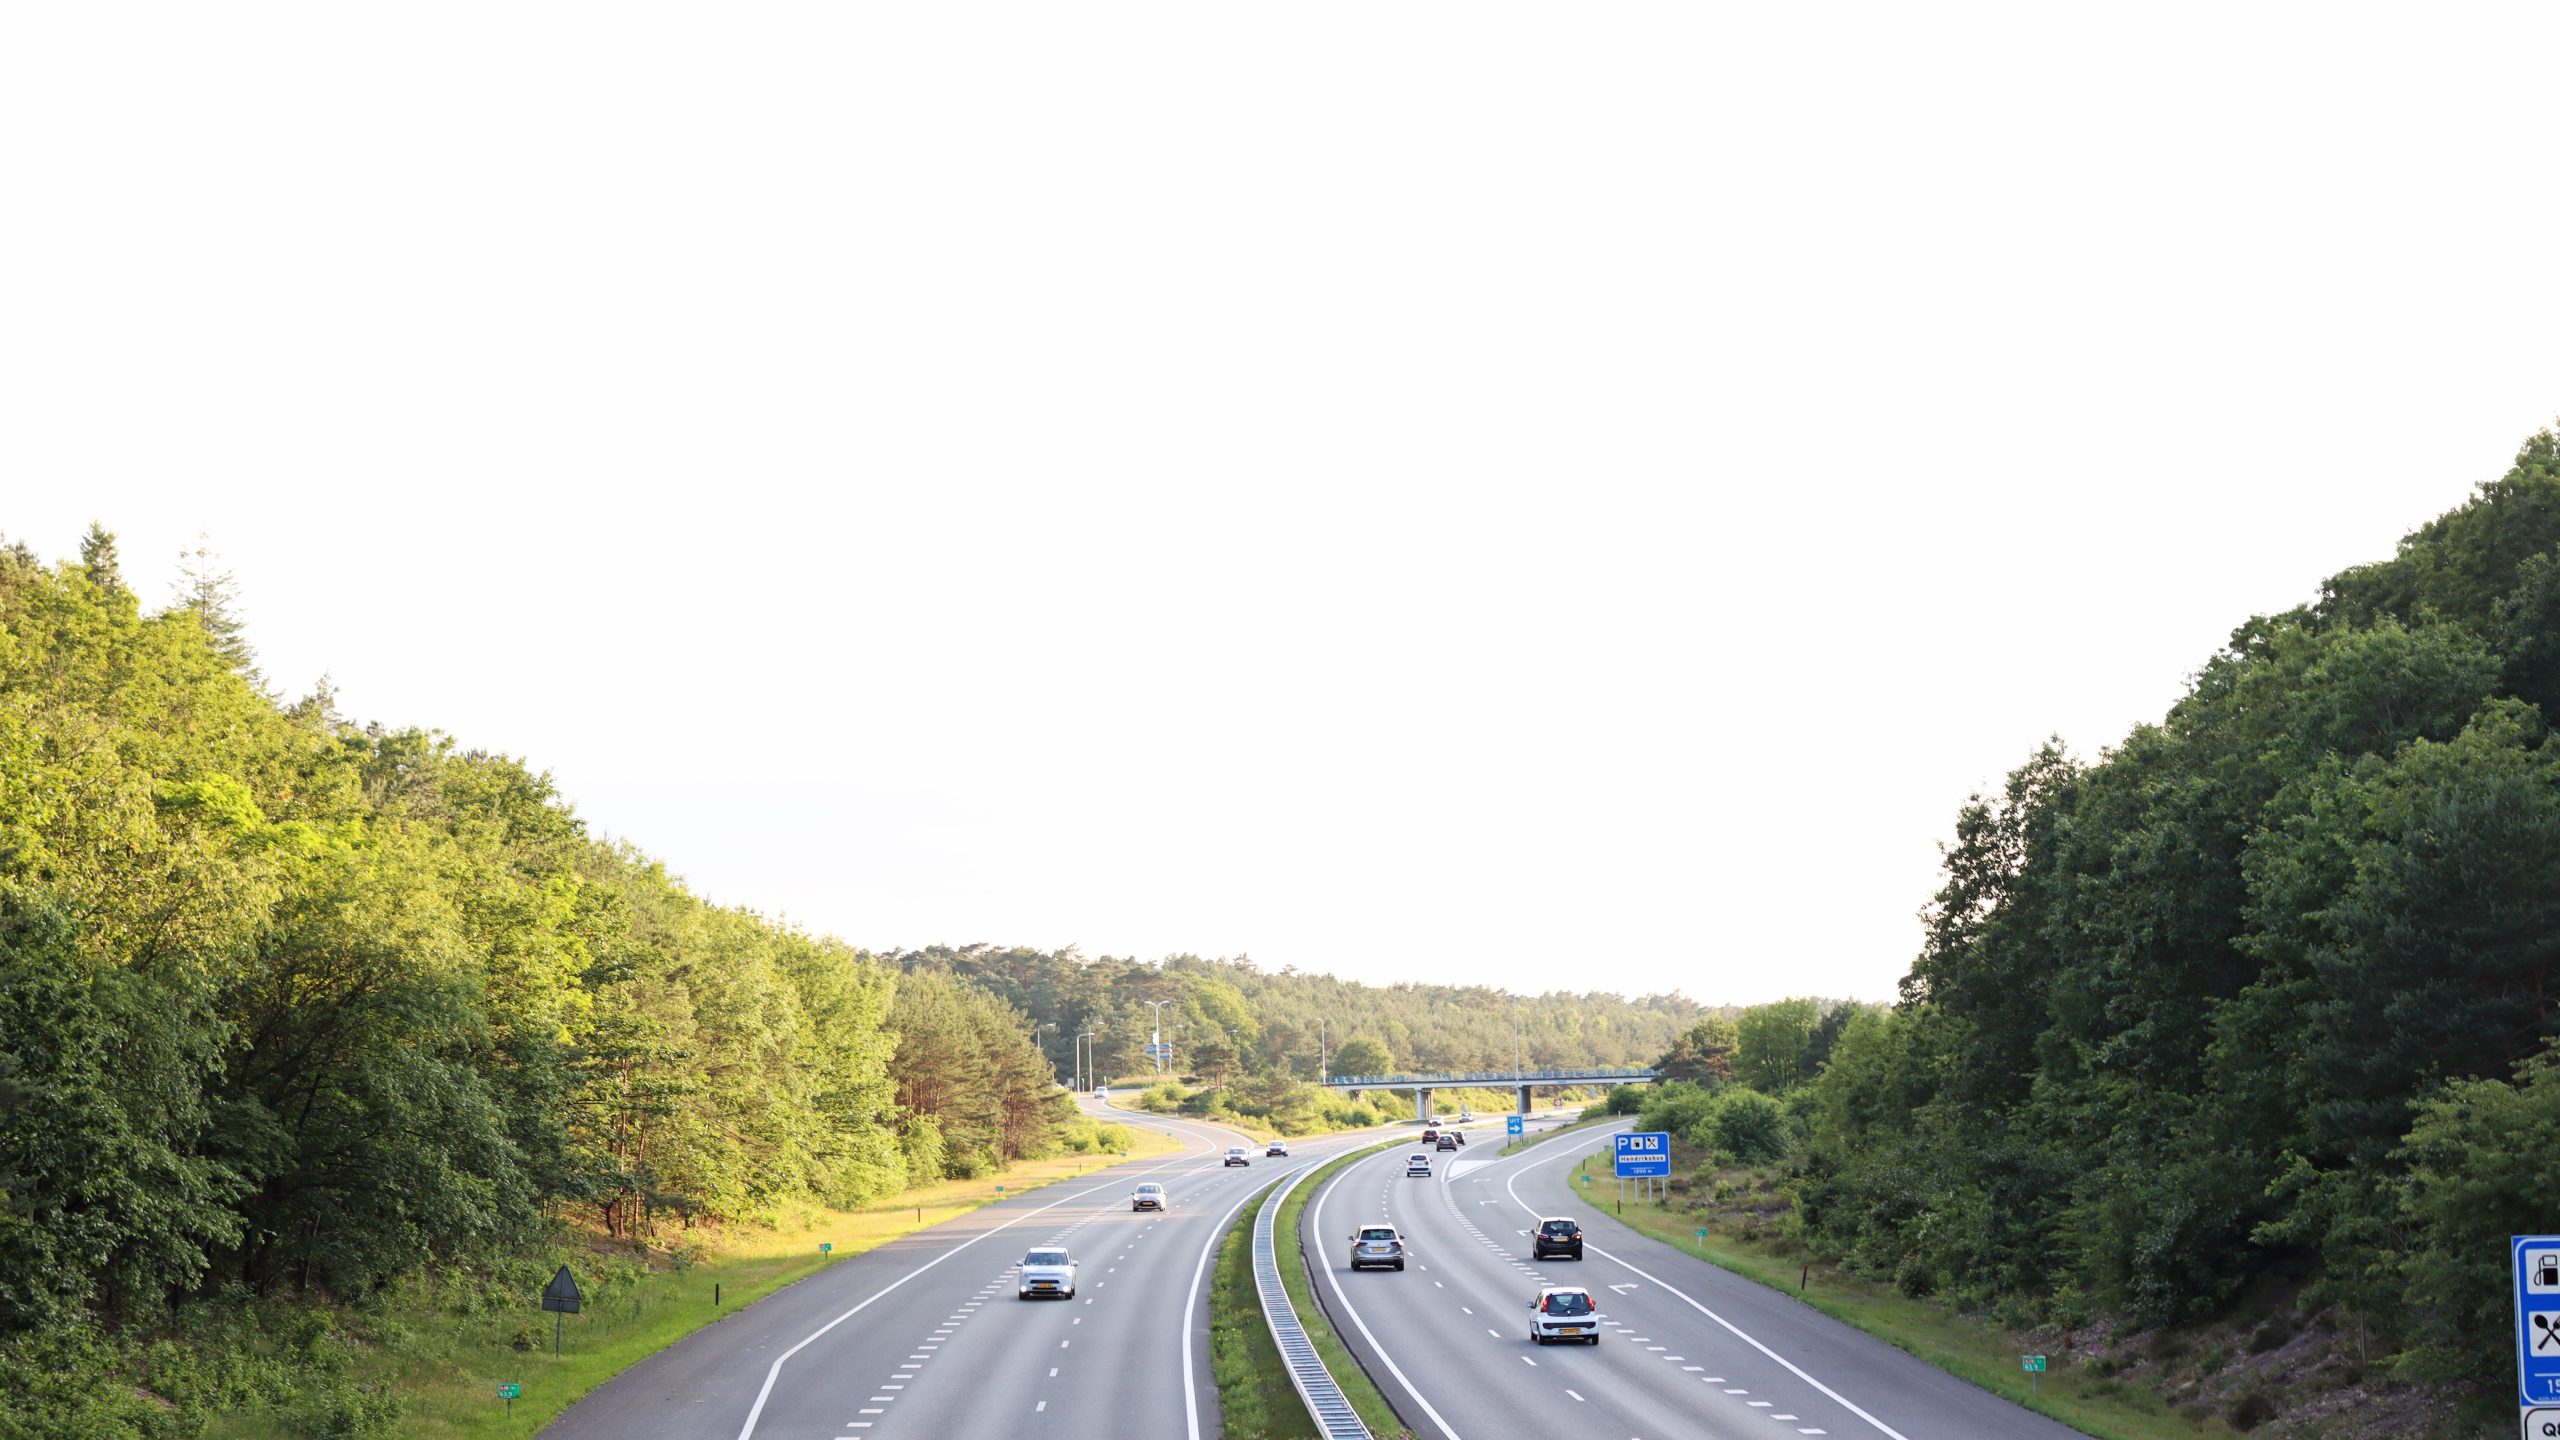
[1143,1000,1173,1075]
[1076,1030,1098,1091]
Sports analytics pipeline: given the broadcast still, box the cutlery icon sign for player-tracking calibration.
[2539,1314,2560,1353]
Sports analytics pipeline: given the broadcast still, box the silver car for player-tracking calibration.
[1132,1182,1168,1212]
[1017,1247,1077,1300]
[1348,1224,1405,1271]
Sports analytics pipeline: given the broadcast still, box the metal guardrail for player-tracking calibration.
[1320,1066,1659,1087]
[1252,1163,1371,1440]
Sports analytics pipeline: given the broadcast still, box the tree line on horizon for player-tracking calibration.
[888,942,1705,1086]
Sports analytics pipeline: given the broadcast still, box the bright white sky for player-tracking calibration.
[8,5,2559,1005]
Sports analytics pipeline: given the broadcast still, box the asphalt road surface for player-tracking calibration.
[1306,1120,2090,1440]
[542,1097,1367,1440]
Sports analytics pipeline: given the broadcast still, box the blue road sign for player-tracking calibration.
[1614,1131,1671,1179]
[1507,1115,1524,1137]
[2522,1237,2560,1407]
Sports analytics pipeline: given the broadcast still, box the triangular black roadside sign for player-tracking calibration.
[542,1265,583,1314]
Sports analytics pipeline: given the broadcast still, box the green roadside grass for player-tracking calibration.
[1562,1147,2249,1440]
[213,1134,1181,1440]
[1209,1178,1317,1440]
[1271,1142,1415,1440]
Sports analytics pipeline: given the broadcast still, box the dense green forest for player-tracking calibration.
[1665,427,2560,1406]
[0,530,1079,1436]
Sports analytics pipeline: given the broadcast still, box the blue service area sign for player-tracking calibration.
[2521,1236,2560,1408]
[1614,1131,1671,1179]
[1507,1115,1525,1137]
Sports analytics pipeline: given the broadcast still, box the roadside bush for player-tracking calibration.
[1600,1085,1646,1116]
[1706,1089,1791,1165]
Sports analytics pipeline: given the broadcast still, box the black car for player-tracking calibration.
[1435,1134,1458,1151]
[1532,1216,1583,1260]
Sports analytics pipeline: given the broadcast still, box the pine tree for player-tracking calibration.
[77,522,122,598]
[173,534,257,678]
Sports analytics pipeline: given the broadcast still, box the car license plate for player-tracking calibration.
[1561,1326,1584,1334]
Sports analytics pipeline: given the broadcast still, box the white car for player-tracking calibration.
[1266,1140,1289,1157]
[1018,1247,1077,1300]
[1405,1153,1431,1177]
[1224,1147,1251,1167]
[1132,1182,1168,1212]
[1459,1109,1473,1122]
[1094,1087,1107,1100]
[1527,1285,1601,1344]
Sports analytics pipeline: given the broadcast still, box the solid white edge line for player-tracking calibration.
[1499,1128,1913,1440]
[1314,1146,1467,1440]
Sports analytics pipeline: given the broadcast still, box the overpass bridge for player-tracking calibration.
[1321,1066,1658,1121]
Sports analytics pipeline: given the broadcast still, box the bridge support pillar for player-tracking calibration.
[1517,1084,1533,1114]
[1416,1088,1432,1122]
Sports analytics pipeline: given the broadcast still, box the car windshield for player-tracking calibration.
[1542,1221,1576,1234]
[1410,1154,1427,1162]
[1359,1227,1396,1241]
[1026,1250,1067,1266]
[1137,1185,1162,1194]
[1542,1292,1593,1316]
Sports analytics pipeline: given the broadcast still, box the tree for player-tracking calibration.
[76,522,122,598]
[1734,998,1821,1091]
[172,534,257,677]
[1656,1016,1738,1086]
[1327,1035,1392,1078]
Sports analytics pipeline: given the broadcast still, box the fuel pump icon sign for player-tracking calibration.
[2538,1253,2560,1291]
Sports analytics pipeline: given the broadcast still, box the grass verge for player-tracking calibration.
[210,1132,1181,1440]
[1563,1145,2247,1440]
[1273,1142,1416,1440]
[1209,1178,1317,1440]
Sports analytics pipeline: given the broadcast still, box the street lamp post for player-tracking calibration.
[1076,1031,1098,1092]
[1143,1000,1173,1075]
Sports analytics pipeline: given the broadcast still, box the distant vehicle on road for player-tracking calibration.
[1348,1224,1406,1270]
[1132,1182,1167,1212]
[1405,1153,1432,1177]
[1419,1127,1439,1144]
[1017,1247,1077,1300]
[1224,1147,1251,1167]
[1459,1109,1473,1122]
[1094,1087,1107,1100]
[1266,1140,1289,1157]
[1527,1285,1599,1344]
[1435,1134,1458,1151]
[1532,1217,1583,1260]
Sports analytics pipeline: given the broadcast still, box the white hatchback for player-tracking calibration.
[1404,1154,1431,1177]
[1527,1285,1601,1344]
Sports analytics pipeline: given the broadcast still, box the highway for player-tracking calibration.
[1306,1120,2090,1440]
[542,1098,1366,1440]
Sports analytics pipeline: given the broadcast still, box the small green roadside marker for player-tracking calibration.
[820,1242,832,1255]
[997,1185,1006,1196]
[2023,1354,2047,1394]
[497,1382,519,1419]
[1696,1226,1708,1254]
